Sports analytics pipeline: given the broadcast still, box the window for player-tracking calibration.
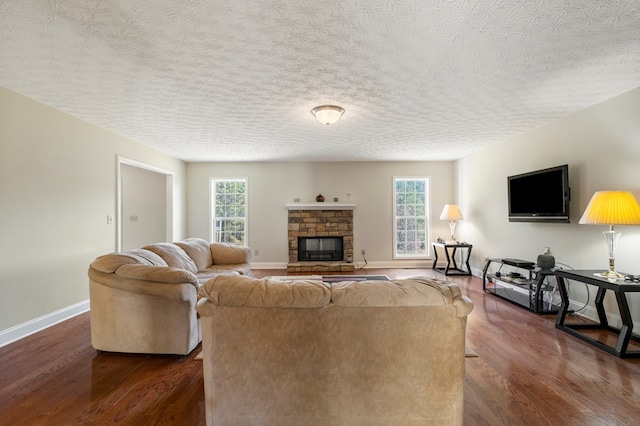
[211,178,247,246]
[393,177,429,258]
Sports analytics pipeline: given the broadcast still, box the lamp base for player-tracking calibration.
[594,270,624,280]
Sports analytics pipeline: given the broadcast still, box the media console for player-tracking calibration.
[482,258,561,314]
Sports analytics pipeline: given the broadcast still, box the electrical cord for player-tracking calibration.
[554,263,590,314]
[359,253,368,270]
[354,252,368,270]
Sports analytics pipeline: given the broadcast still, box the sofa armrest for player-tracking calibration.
[89,267,198,303]
[210,243,252,265]
[115,264,198,286]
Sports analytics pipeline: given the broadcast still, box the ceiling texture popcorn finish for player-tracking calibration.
[1,1,640,162]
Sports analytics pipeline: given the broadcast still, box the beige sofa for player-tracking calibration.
[196,275,473,425]
[88,238,251,355]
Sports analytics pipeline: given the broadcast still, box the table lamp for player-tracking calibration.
[578,191,640,279]
[440,204,463,243]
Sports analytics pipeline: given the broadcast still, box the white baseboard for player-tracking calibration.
[0,300,90,348]
[567,300,640,332]
[250,261,434,270]
[250,261,288,269]
[360,260,433,269]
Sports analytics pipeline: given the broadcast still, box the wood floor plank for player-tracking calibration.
[1,268,639,425]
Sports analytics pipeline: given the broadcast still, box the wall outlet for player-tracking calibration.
[254,249,260,256]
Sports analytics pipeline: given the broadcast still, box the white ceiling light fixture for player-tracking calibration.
[311,105,345,125]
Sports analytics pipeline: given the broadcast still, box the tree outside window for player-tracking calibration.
[211,179,247,246]
[393,177,429,258]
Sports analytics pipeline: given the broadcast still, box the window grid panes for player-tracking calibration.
[394,177,429,258]
[212,179,247,246]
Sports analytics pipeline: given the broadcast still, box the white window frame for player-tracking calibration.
[393,176,430,259]
[210,178,248,246]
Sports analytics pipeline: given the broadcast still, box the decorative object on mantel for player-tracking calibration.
[316,194,325,202]
[333,197,339,202]
[293,197,300,202]
[310,105,344,125]
[579,190,640,279]
[440,204,464,243]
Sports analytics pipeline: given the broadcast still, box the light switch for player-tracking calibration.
[107,215,113,224]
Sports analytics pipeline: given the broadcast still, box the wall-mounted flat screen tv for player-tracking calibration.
[508,164,570,223]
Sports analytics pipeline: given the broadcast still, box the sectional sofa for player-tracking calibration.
[88,238,251,355]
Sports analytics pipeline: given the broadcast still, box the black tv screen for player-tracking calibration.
[508,164,570,223]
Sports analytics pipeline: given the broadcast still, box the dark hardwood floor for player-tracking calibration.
[2,269,639,425]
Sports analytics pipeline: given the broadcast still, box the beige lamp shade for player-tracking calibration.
[578,191,640,225]
[440,204,464,221]
[440,204,463,243]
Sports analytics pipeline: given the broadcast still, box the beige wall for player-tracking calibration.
[187,161,456,267]
[456,86,640,325]
[121,164,168,251]
[4,78,639,340]
[0,87,187,336]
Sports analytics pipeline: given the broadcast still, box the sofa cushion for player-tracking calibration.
[142,243,198,275]
[331,277,471,313]
[200,263,251,277]
[198,275,331,308]
[175,238,213,271]
[116,264,198,285]
[90,249,168,274]
[196,269,240,284]
[211,243,251,265]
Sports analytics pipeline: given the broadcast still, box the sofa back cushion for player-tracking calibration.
[142,243,198,274]
[332,278,473,317]
[211,243,250,265]
[90,248,168,273]
[198,275,331,308]
[175,238,213,271]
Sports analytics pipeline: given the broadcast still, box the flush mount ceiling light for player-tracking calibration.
[311,105,345,125]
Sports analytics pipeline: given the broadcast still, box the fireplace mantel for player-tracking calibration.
[286,203,355,211]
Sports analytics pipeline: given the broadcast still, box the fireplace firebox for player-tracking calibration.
[298,237,344,262]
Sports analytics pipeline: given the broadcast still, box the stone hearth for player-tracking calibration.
[287,204,355,273]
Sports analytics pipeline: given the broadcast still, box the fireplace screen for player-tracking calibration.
[298,237,344,261]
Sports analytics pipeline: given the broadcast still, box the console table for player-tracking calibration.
[555,269,640,358]
[431,242,472,276]
[482,258,561,314]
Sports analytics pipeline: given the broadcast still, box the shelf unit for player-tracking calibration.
[482,258,561,314]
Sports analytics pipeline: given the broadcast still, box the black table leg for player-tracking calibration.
[594,287,609,327]
[463,246,471,274]
[443,247,452,275]
[614,291,634,356]
[555,276,570,327]
[432,245,439,269]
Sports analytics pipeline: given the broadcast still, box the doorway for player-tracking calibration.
[117,157,173,252]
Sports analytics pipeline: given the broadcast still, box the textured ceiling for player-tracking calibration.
[1,1,640,162]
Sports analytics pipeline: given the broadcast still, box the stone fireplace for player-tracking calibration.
[287,204,355,273]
